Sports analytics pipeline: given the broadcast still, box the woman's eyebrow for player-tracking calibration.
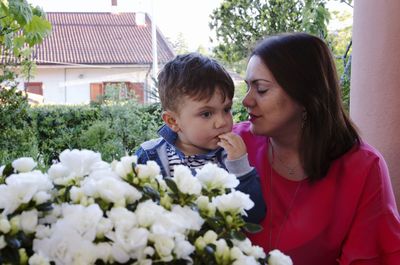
[245,78,273,84]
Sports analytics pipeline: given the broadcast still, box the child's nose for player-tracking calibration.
[215,115,228,128]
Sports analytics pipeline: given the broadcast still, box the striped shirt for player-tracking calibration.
[166,143,218,175]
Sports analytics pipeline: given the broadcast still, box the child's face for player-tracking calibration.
[172,88,233,155]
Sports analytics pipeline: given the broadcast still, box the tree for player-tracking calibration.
[0,0,51,86]
[0,0,51,165]
[167,32,189,55]
[209,0,331,71]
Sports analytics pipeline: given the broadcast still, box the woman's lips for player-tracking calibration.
[249,113,260,122]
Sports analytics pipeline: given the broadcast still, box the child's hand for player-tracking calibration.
[217,132,247,161]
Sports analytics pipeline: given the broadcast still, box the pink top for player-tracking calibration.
[234,121,400,265]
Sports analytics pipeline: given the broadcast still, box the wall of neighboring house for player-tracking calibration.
[18,66,150,104]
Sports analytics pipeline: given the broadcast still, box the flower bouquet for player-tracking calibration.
[0,149,292,265]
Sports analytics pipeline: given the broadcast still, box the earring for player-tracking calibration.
[301,110,307,129]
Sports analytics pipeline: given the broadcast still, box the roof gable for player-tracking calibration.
[33,12,175,65]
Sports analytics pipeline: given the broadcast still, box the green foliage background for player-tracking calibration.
[0,97,163,167]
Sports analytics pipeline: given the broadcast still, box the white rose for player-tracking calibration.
[137,160,160,180]
[196,163,239,191]
[151,234,175,262]
[12,157,37,173]
[0,218,11,234]
[20,209,38,234]
[172,165,202,195]
[212,190,254,215]
[171,205,204,231]
[0,235,6,249]
[59,149,102,177]
[233,238,266,259]
[70,187,85,203]
[96,218,113,238]
[47,163,68,178]
[203,230,218,244]
[33,191,51,205]
[93,242,113,263]
[268,249,293,265]
[28,253,51,265]
[114,155,137,179]
[215,239,231,263]
[135,200,165,227]
[174,235,194,260]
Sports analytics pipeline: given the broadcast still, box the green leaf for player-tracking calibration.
[2,163,14,177]
[231,230,246,241]
[142,185,160,201]
[165,177,179,194]
[9,0,33,25]
[36,201,54,212]
[24,15,51,46]
[5,236,21,249]
[243,222,263,233]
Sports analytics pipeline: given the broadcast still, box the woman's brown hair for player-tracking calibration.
[251,32,360,181]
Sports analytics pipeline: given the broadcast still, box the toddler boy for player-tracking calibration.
[135,53,266,223]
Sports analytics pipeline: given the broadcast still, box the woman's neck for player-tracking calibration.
[269,136,306,181]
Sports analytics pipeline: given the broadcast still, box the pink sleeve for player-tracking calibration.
[338,156,400,265]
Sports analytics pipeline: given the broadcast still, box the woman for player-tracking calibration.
[234,32,400,264]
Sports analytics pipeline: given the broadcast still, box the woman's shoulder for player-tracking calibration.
[342,140,386,167]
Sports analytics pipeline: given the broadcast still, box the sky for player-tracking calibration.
[27,0,223,51]
[27,0,352,52]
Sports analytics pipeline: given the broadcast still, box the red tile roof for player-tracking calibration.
[33,12,175,65]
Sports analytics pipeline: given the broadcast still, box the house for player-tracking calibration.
[17,11,175,104]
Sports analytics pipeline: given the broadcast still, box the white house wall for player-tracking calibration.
[17,66,149,104]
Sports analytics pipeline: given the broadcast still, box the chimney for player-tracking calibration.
[111,0,118,14]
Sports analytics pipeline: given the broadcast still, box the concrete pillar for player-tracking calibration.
[350,0,400,208]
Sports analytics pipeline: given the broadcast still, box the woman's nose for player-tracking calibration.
[242,90,253,108]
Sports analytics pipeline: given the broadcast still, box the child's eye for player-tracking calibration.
[200,112,212,118]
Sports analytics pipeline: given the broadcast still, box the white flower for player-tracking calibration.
[0,235,6,249]
[80,174,142,205]
[170,205,204,231]
[212,190,254,215]
[12,157,37,173]
[58,149,102,178]
[196,163,239,191]
[233,238,266,259]
[150,233,175,262]
[20,209,39,234]
[0,165,5,176]
[174,234,194,260]
[28,253,50,265]
[0,218,11,233]
[0,171,53,215]
[136,160,160,180]
[172,165,202,195]
[135,200,166,227]
[33,191,52,205]
[47,163,70,185]
[114,155,137,179]
[268,249,293,265]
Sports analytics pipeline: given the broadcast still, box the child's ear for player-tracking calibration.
[162,111,180,132]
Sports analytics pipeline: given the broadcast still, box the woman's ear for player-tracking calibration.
[162,111,180,132]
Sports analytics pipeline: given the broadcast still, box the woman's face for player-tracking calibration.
[243,55,304,138]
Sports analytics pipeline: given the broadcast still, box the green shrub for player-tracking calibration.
[0,88,38,165]
[30,105,100,165]
[78,120,124,162]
